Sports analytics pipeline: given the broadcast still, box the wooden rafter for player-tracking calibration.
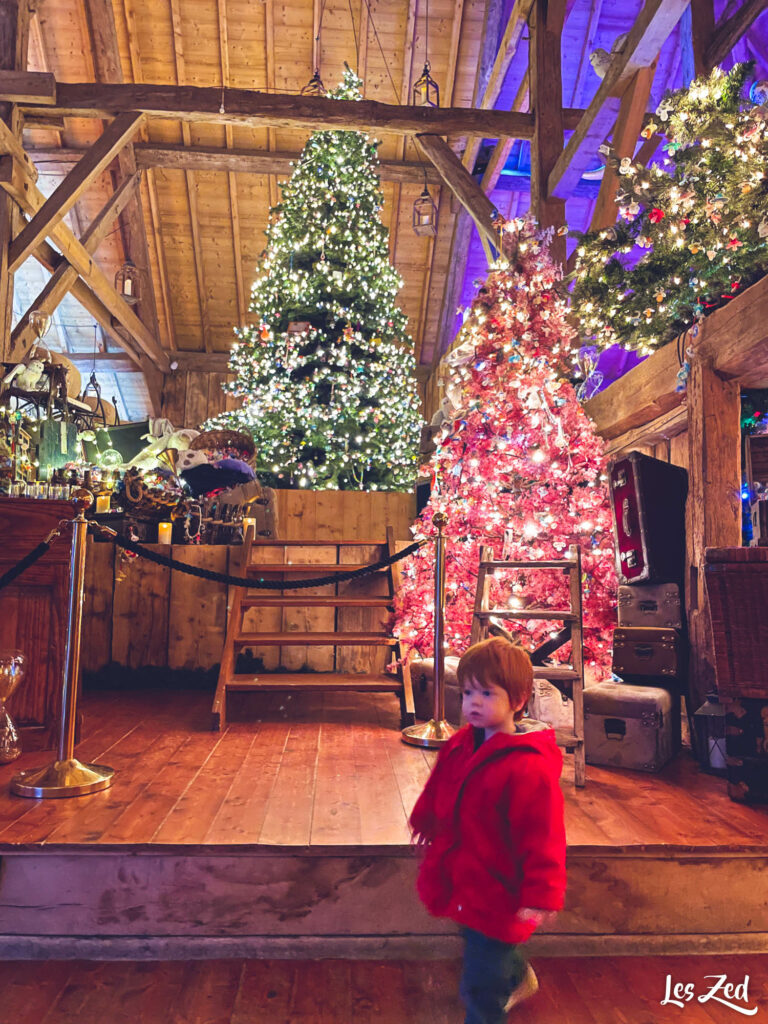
[264,0,278,211]
[479,72,528,195]
[118,0,176,353]
[415,134,499,249]
[83,0,168,369]
[705,0,768,69]
[217,0,246,330]
[462,0,534,178]
[589,64,656,231]
[8,110,143,272]
[0,145,169,371]
[548,0,690,200]
[25,82,590,139]
[12,172,140,352]
[169,0,211,352]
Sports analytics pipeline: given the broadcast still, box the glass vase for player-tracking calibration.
[0,652,25,764]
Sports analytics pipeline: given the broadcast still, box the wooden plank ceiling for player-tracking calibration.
[18,0,490,418]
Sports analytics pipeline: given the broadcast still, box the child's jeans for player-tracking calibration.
[459,926,527,1024]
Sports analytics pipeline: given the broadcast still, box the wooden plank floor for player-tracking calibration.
[0,955,766,1023]
[0,689,766,849]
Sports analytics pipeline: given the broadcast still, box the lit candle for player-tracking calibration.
[158,521,172,545]
[242,517,256,537]
[95,494,111,514]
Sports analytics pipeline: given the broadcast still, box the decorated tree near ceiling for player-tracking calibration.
[572,62,768,353]
[206,66,422,490]
[394,219,617,677]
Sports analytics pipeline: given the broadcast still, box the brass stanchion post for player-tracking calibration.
[402,511,457,748]
[11,491,115,798]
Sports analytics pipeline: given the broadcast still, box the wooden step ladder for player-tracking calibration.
[470,547,587,786]
[212,527,415,730]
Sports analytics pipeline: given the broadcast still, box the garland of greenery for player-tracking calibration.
[571,63,768,354]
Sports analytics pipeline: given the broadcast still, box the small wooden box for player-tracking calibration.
[612,626,683,679]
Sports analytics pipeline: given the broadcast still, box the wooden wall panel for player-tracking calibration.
[168,546,229,670]
[111,544,170,668]
[81,541,114,673]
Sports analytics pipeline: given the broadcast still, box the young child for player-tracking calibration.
[410,636,566,1024]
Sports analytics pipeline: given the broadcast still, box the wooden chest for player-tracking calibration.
[612,626,683,680]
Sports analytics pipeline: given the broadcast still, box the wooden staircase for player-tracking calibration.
[212,527,415,730]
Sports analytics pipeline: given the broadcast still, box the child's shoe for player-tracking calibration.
[504,964,539,1012]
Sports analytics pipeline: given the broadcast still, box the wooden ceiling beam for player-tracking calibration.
[705,0,768,69]
[131,142,446,183]
[8,110,143,273]
[12,172,141,353]
[479,72,528,195]
[0,69,55,104]
[548,0,689,200]
[26,82,593,139]
[66,352,142,373]
[416,134,499,250]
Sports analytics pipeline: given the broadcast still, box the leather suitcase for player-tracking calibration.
[584,682,678,772]
[612,626,683,679]
[609,452,688,585]
[724,699,768,759]
[726,756,768,804]
[618,583,683,629]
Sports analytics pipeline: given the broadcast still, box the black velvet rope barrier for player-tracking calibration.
[0,539,55,591]
[102,529,425,589]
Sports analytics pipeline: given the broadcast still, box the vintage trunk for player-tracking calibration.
[617,583,683,629]
[584,681,678,773]
[609,451,688,585]
[612,626,683,680]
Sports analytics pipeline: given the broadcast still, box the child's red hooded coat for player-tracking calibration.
[410,722,566,944]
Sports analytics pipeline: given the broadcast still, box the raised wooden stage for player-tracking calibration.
[0,689,766,960]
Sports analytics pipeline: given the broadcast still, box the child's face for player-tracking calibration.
[461,677,525,737]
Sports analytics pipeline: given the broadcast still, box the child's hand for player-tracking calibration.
[515,907,556,928]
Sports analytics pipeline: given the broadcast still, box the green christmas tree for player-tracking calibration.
[571,62,768,353]
[207,67,423,491]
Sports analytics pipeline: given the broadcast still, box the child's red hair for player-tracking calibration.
[457,637,533,719]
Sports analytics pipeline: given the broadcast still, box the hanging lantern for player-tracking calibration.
[413,185,438,236]
[413,61,439,107]
[694,693,727,775]
[115,260,141,305]
[301,69,326,97]
[28,309,51,342]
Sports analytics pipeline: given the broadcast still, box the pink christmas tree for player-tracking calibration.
[394,218,616,678]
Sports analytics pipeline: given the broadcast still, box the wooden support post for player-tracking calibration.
[530,0,567,266]
[685,358,741,713]
[691,0,715,77]
[705,0,768,71]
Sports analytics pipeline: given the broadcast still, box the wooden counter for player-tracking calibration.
[0,498,75,734]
